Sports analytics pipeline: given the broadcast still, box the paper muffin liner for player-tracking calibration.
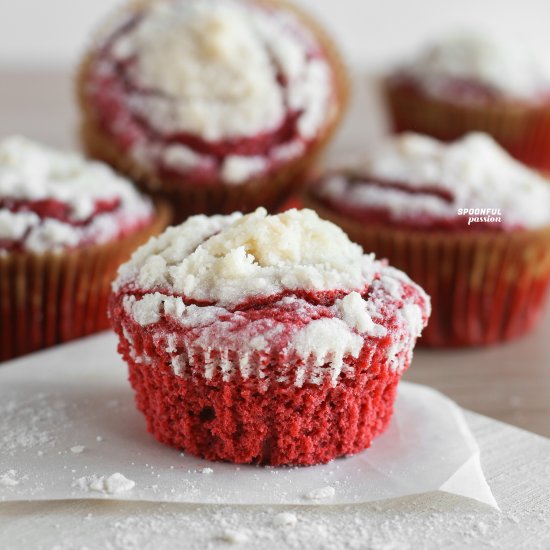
[0,203,170,362]
[384,80,550,171]
[305,196,550,347]
[114,320,408,466]
[76,0,349,222]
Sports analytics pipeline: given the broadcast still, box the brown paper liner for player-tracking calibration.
[75,0,349,223]
[0,202,170,362]
[304,195,550,347]
[384,80,550,171]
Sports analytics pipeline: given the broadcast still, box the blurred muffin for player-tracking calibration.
[109,208,430,466]
[0,136,169,361]
[304,132,550,347]
[77,0,348,221]
[384,32,550,170]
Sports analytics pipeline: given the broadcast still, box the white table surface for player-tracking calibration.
[1,71,550,549]
[0,412,549,550]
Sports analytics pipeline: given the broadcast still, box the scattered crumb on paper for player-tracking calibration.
[74,473,135,495]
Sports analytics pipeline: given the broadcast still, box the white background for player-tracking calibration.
[1,0,550,71]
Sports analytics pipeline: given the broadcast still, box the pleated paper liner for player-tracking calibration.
[304,196,550,347]
[116,317,407,465]
[384,80,550,171]
[75,0,350,223]
[0,203,170,362]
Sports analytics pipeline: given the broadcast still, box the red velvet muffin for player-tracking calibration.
[0,136,169,361]
[304,132,550,347]
[77,0,348,221]
[384,32,550,170]
[109,208,430,466]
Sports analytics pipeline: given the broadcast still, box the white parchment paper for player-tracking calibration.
[0,333,497,508]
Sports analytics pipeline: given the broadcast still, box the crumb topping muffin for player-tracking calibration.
[110,208,430,465]
[311,132,550,231]
[0,136,154,253]
[79,0,345,201]
[0,136,169,361]
[384,33,550,171]
[389,32,550,104]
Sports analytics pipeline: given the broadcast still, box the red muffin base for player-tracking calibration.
[114,318,402,466]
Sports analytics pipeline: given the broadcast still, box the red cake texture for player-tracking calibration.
[109,209,430,466]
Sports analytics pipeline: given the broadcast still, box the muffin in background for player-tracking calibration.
[0,136,170,361]
[77,0,348,222]
[109,208,430,466]
[384,32,550,171]
[304,132,550,347]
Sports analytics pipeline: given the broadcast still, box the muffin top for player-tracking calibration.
[390,32,550,103]
[113,208,430,384]
[310,133,550,231]
[0,136,154,254]
[85,0,339,185]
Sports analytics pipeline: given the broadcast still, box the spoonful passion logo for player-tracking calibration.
[457,208,502,226]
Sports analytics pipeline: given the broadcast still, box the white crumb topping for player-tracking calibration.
[288,318,363,385]
[221,156,266,185]
[74,473,135,495]
[100,0,334,184]
[399,31,550,101]
[304,486,335,500]
[220,529,249,544]
[162,144,207,171]
[115,208,378,306]
[400,303,425,339]
[273,512,298,527]
[111,0,332,142]
[317,132,550,229]
[124,293,186,326]
[335,292,387,337]
[0,136,153,252]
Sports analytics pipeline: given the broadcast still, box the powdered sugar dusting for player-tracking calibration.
[0,470,20,487]
[0,392,70,454]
